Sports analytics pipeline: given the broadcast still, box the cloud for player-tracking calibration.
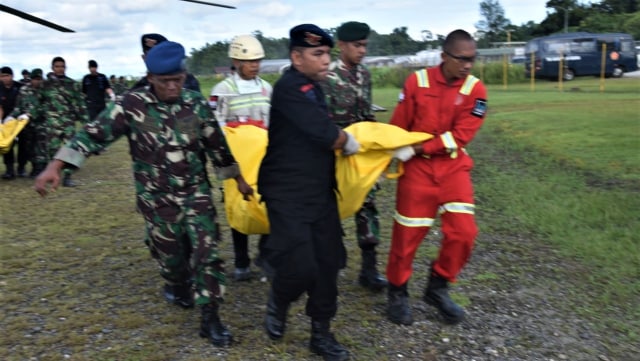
[252,1,294,17]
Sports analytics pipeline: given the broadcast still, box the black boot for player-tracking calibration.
[162,283,194,308]
[30,163,47,178]
[2,168,15,180]
[358,248,388,291]
[199,304,233,347]
[264,289,289,340]
[17,166,28,178]
[423,269,465,324]
[62,174,76,187]
[387,283,413,325]
[309,319,349,361]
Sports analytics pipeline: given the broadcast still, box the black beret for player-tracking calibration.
[141,33,168,53]
[289,24,333,49]
[22,69,29,75]
[145,41,186,75]
[336,21,370,42]
[88,60,98,68]
[1,66,13,75]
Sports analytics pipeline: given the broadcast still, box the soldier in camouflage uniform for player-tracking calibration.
[35,41,253,348]
[41,57,89,187]
[9,68,47,177]
[321,21,389,291]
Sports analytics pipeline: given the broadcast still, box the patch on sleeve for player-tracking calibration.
[397,92,405,103]
[300,83,314,93]
[471,98,487,117]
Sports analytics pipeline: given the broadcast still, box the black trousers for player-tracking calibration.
[264,198,345,320]
[3,126,34,172]
[231,228,269,268]
[87,103,106,121]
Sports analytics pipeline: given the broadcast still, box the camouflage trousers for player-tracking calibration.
[32,122,50,168]
[144,203,225,306]
[354,185,380,248]
[47,126,76,176]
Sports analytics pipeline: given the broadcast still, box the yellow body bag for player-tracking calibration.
[222,122,433,234]
[0,116,29,155]
[222,125,270,235]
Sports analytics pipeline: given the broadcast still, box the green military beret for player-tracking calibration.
[336,21,370,42]
[30,68,43,79]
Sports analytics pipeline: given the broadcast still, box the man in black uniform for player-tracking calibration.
[82,60,115,121]
[258,24,360,361]
[0,66,24,179]
[131,33,201,93]
[19,69,31,85]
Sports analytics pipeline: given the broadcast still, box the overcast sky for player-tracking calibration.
[0,0,554,79]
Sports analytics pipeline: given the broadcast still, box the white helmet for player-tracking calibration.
[228,35,265,60]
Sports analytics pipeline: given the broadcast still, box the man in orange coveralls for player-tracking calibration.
[386,29,488,326]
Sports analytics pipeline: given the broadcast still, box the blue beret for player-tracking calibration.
[289,24,333,49]
[337,21,370,41]
[145,41,186,75]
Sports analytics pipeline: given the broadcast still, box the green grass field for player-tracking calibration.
[0,73,638,360]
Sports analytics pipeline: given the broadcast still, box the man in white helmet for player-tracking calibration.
[210,34,273,281]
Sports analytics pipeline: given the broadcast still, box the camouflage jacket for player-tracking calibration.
[41,74,89,127]
[55,88,240,202]
[11,84,44,124]
[321,59,375,128]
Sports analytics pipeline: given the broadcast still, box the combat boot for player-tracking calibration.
[29,164,45,178]
[162,283,194,309]
[309,319,349,361]
[62,174,76,187]
[17,167,28,178]
[423,269,465,324]
[2,169,15,180]
[233,266,251,281]
[199,304,233,347]
[358,248,388,291]
[264,289,289,340]
[387,282,413,325]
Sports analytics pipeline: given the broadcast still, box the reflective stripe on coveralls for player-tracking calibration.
[414,69,480,159]
[393,202,475,228]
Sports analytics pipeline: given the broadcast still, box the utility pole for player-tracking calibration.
[559,7,569,33]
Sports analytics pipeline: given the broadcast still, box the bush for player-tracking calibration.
[369,67,415,88]
[473,62,527,85]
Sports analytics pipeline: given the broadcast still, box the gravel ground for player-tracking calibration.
[2,135,635,361]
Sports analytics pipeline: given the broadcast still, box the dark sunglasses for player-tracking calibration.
[444,50,477,63]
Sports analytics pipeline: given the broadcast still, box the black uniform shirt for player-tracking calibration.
[0,80,23,116]
[82,72,112,107]
[258,66,340,205]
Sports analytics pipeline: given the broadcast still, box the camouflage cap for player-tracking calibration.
[289,24,333,49]
[30,68,43,79]
[336,21,370,42]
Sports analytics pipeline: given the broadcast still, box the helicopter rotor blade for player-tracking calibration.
[178,0,236,9]
[0,5,75,33]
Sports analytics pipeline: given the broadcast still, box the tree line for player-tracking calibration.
[187,0,639,75]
